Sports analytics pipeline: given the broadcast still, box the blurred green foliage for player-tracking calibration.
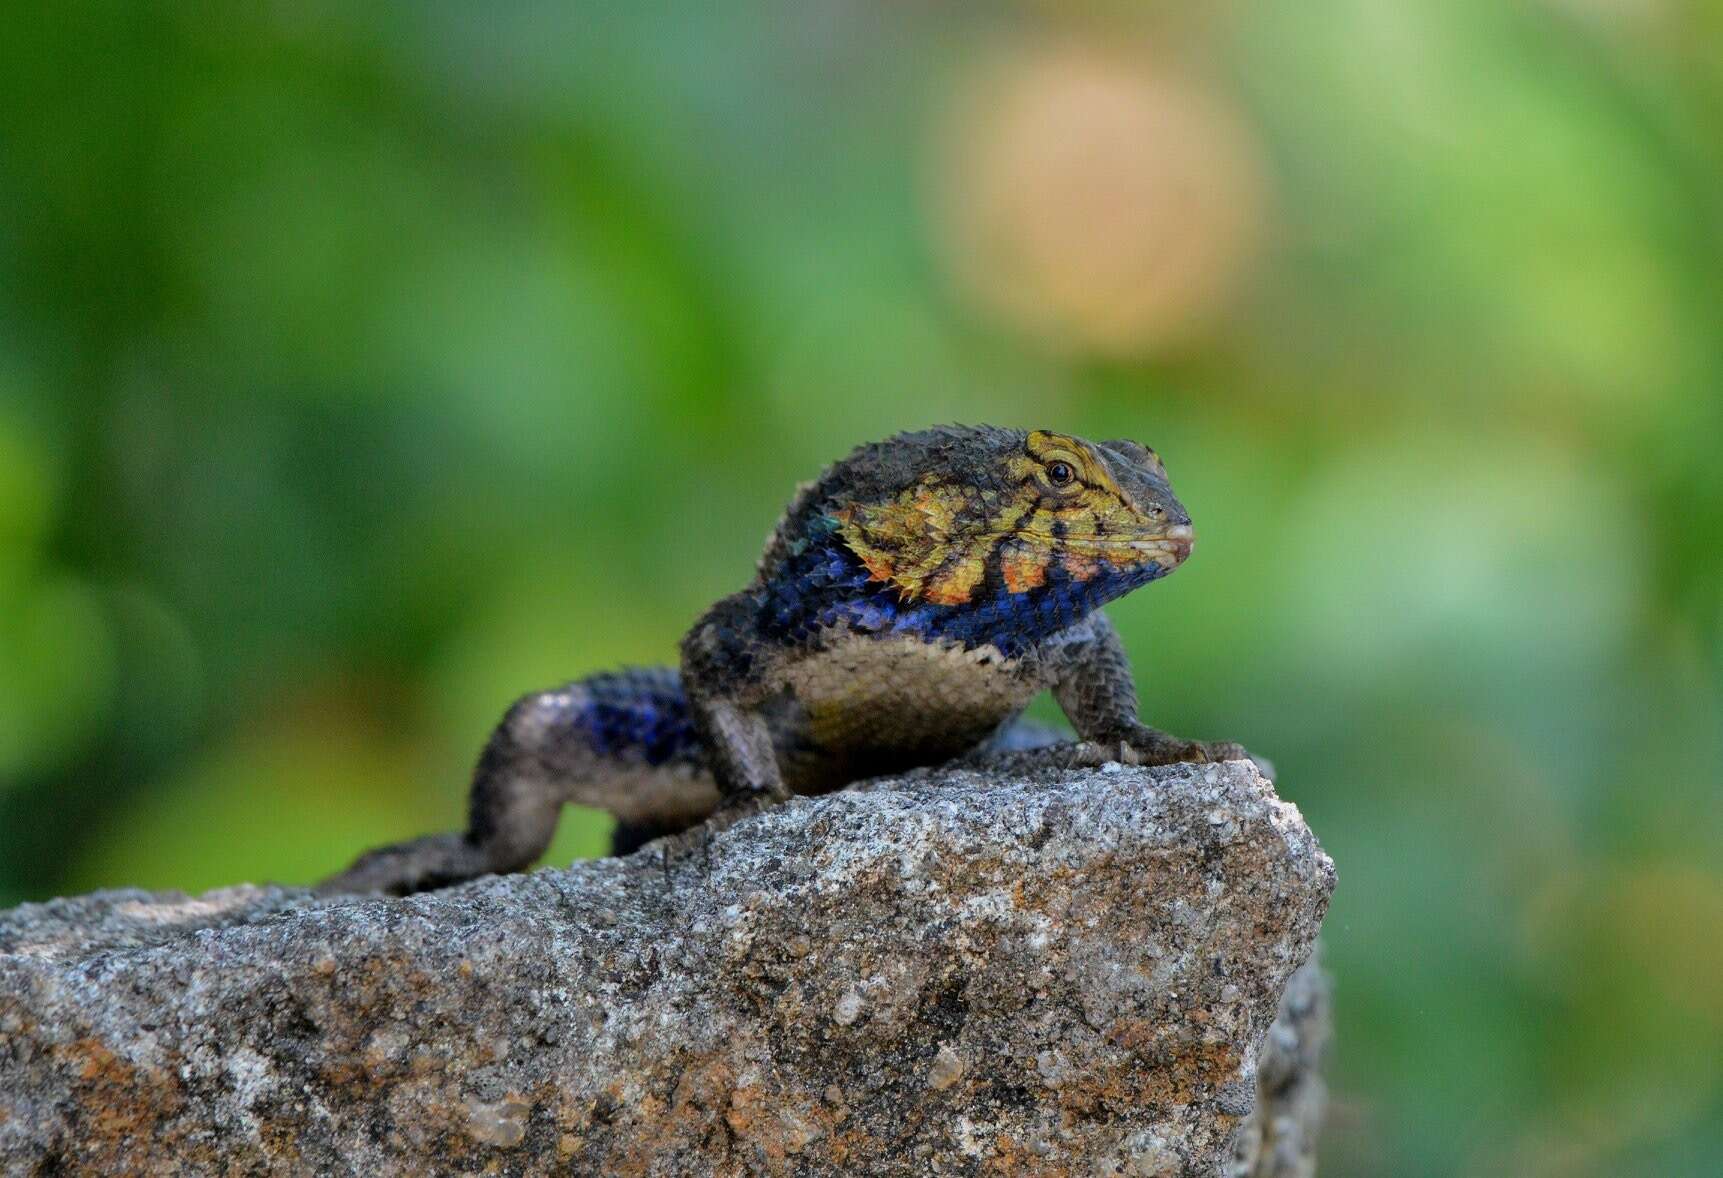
[2,2,1720,1173]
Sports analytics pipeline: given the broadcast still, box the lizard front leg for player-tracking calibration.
[645,692,786,867]
[675,595,794,845]
[692,696,789,803]
[1044,612,1272,778]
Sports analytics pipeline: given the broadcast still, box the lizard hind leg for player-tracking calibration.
[318,668,719,896]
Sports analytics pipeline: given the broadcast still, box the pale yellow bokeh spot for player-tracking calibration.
[932,41,1269,357]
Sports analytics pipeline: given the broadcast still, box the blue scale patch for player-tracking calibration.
[571,667,701,767]
[566,518,1165,762]
[758,516,1168,659]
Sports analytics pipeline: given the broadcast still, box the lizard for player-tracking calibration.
[319,425,1264,895]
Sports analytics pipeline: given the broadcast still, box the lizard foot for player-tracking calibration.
[1069,736,1275,782]
[1067,740,1143,769]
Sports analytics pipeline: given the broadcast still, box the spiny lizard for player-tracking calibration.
[320,425,1263,894]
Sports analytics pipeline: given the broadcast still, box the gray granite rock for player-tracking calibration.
[1229,955,1331,1178]
[0,758,1333,1176]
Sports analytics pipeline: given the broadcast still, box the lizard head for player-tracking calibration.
[828,427,1193,608]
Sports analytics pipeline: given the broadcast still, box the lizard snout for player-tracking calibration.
[1162,523,1194,564]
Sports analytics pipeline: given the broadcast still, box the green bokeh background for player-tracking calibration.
[2,3,1720,1174]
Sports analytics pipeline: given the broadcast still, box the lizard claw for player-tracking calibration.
[1190,740,1276,782]
[1195,740,1276,781]
[1067,734,1275,782]
[1066,740,1136,769]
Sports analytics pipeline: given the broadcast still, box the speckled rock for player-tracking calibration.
[0,758,1333,1176]
[1228,956,1330,1178]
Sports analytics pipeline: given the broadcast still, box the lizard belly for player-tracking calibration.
[776,633,1039,787]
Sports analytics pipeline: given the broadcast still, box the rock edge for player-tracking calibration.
[0,758,1333,1176]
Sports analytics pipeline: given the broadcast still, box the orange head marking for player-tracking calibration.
[831,427,1193,607]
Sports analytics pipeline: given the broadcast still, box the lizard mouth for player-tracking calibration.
[1057,524,1193,564]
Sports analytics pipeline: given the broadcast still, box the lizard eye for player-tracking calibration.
[1046,461,1076,487]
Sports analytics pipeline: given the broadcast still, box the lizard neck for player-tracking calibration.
[756,518,1168,659]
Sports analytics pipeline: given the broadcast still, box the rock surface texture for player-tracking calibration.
[0,758,1333,1176]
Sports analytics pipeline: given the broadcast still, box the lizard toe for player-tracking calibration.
[1197,740,1276,782]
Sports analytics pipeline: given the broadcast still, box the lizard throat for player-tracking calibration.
[758,526,1172,658]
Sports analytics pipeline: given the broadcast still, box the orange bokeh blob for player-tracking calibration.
[930,41,1270,358]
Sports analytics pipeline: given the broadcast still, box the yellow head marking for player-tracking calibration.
[923,554,989,606]
[834,429,1189,606]
[837,478,1008,604]
[1025,431,1125,499]
[1022,432,1157,583]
